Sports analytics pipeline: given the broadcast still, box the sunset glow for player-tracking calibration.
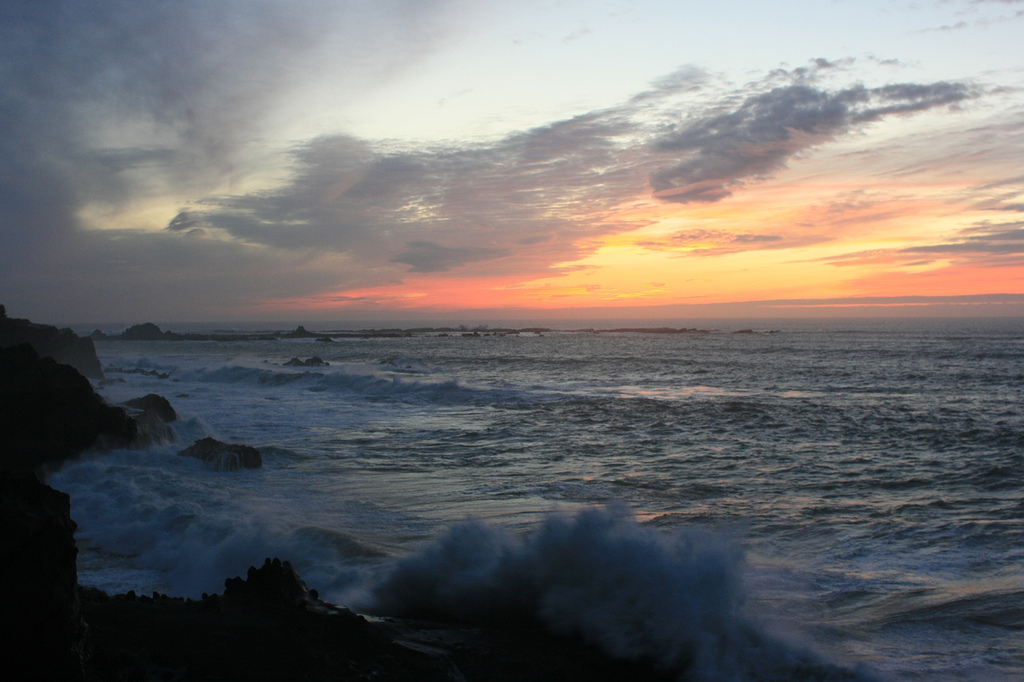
[2,1,1023,323]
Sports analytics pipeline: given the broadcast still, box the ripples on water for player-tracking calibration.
[52,318,1024,679]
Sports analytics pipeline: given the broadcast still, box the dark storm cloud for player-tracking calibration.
[185,112,643,276]
[649,81,974,203]
[0,0,454,318]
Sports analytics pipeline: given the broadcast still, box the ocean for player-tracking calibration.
[50,317,1023,680]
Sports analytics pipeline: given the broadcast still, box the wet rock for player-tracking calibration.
[81,559,458,681]
[178,437,262,471]
[123,394,178,445]
[284,356,328,367]
[0,308,103,379]
[223,557,323,610]
[0,471,86,681]
[123,393,177,423]
[0,344,137,472]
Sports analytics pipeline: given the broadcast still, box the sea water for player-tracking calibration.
[49,318,1024,680]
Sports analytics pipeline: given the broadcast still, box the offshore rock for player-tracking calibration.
[0,307,103,379]
[119,322,182,341]
[123,393,177,423]
[0,471,86,681]
[284,355,328,366]
[178,436,262,471]
[0,344,137,472]
[123,393,178,445]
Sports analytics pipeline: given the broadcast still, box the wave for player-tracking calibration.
[175,363,480,402]
[48,447,373,599]
[369,503,873,681]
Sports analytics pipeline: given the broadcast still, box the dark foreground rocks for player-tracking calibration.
[82,558,457,682]
[81,558,669,682]
[0,472,669,682]
[0,471,86,681]
[0,306,103,379]
[0,344,138,472]
[179,436,263,470]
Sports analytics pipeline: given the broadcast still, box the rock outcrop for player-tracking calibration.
[178,437,262,471]
[81,558,459,682]
[0,471,87,681]
[120,322,183,341]
[284,355,329,367]
[0,306,103,379]
[123,393,178,445]
[0,344,137,472]
[79,556,670,681]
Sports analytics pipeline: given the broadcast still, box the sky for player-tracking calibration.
[2,0,1024,324]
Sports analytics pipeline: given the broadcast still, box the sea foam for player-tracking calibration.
[371,503,871,681]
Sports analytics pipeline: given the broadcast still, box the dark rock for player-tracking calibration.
[80,556,671,681]
[105,366,170,380]
[120,322,182,341]
[0,310,104,379]
[315,336,335,342]
[179,437,262,471]
[81,559,458,681]
[0,471,86,681]
[123,394,178,445]
[223,557,324,611]
[286,325,315,338]
[284,356,328,367]
[123,394,177,423]
[0,344,138,472]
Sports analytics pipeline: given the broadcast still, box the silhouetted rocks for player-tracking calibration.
[123,394,178,445]
[0,309,103,379]
[123,393,177,423]
[0,471,86,681]
[0,344,138,472]
[120,322,182,341]
[284,355,329,366]
[178,437,262,471]
[81,558,458,682]
[79,556,669,682]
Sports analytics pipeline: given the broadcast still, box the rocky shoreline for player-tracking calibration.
[1,307,669,681]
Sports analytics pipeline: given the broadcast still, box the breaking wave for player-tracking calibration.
[370,503,873,681]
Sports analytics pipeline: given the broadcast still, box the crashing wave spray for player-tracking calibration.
[372,503,871,681]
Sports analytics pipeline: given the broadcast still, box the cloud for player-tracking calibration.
[391,241,508,273]
[172,67,977,281]
[181,111,645,277]
[822,221,1024,270]
[0,0,998,321]
[900,221,1024,264]
[648,79,974,203]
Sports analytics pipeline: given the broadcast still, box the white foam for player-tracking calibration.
[370,503,872,680]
